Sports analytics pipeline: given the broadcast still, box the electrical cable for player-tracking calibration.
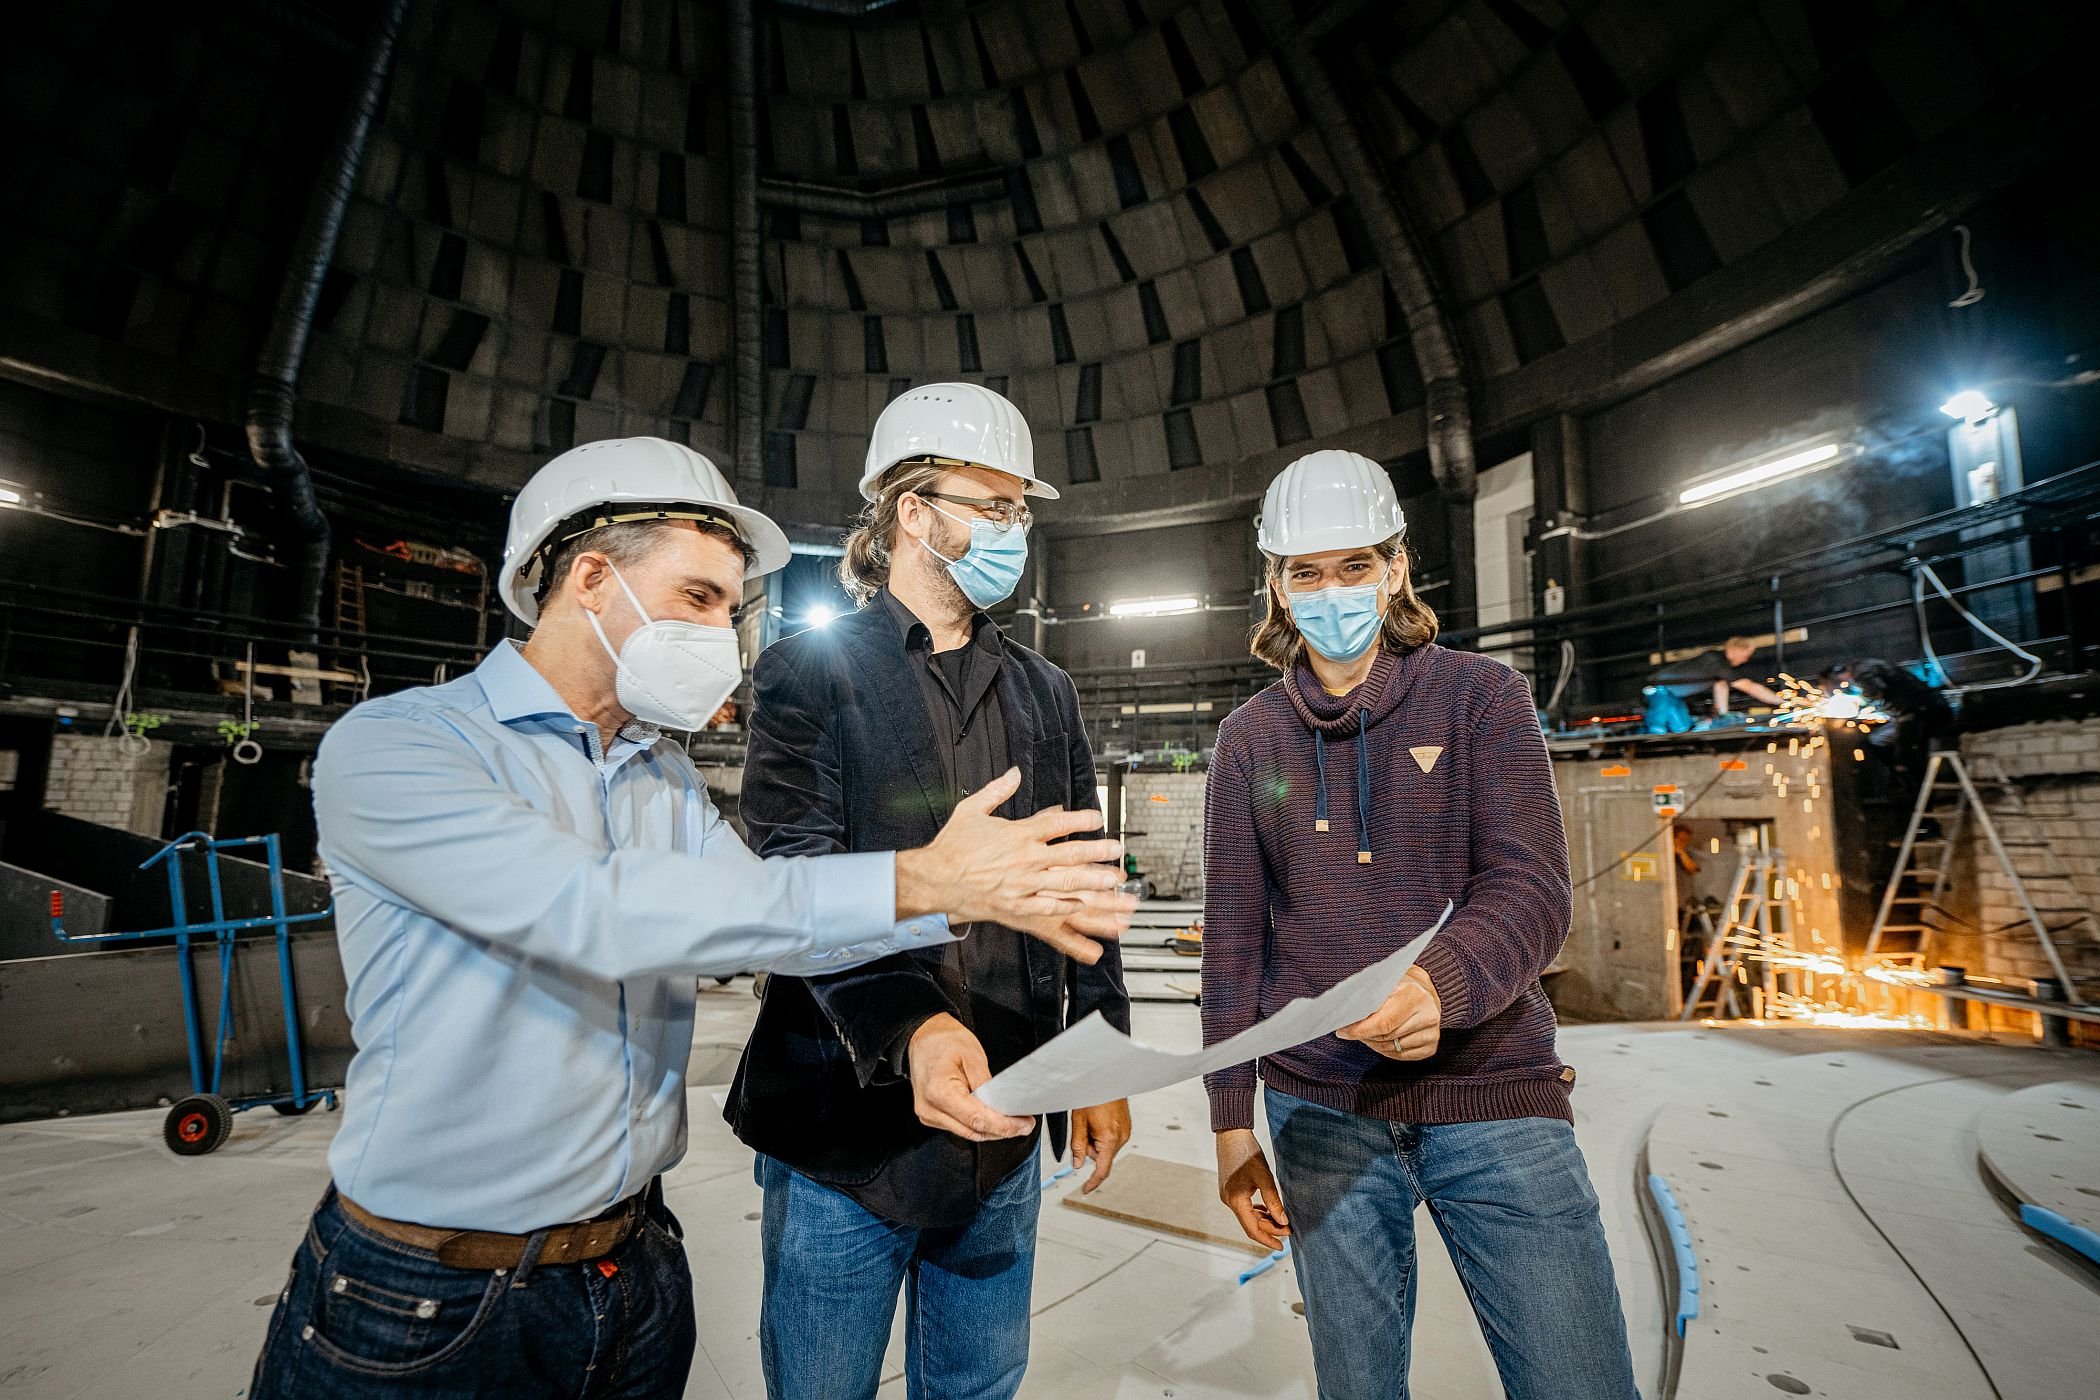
[4,501,149,536]
[232,642,264,765]
[1537,502,1682,543]
[105,626,150,753]
[1947,225,1986,309]
[1544,638,1575,714]
[1570,764,1732,892]
[1911,560,2041,692]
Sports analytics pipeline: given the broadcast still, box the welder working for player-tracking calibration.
[1820,657,1955,803]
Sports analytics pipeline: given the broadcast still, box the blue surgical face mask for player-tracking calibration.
[1285,566,1391,662]
[924,501,1029,608]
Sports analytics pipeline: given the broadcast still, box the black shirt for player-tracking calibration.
[1840,659,1947,719]
[1655,648,1765,689]
[845,591,1038,1227]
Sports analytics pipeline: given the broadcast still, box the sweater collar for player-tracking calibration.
[1283,644,1431,735]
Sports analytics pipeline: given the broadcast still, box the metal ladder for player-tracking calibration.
[1865,750,2097,1004]
[1680,848,1794,1020]
[330,562,371,705]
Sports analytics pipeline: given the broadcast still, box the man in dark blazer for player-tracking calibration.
[726,384,1131,1400]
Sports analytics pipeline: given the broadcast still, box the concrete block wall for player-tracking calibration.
[42,736,170,838]
[1958,719,2100,986]
[1121,769,1205,898]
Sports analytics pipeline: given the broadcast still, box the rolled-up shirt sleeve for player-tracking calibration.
[314,707,953,982]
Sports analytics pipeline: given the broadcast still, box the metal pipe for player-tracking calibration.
[728,0,766,499]
[1250,0,1479,629]
[244,0,411,640]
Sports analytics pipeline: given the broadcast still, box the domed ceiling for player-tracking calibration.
[0,0,2081,538]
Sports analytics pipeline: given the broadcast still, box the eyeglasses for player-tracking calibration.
[913,490,1033,531]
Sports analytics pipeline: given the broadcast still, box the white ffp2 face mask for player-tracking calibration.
[583,563,743,731]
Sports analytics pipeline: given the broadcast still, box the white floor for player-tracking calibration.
[1,991,2096,1399]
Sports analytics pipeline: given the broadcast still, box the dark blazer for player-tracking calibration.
[724,598,1130,1183]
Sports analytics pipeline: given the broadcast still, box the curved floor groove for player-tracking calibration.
[1830,1071,2100,1400]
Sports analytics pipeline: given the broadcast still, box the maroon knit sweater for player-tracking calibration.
[1201,643,1574,1132]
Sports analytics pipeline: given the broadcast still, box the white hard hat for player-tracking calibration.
[1256,449,1406,557]
[858,382,1055,500]
[500,437,791,625]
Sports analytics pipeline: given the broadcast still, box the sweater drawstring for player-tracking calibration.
[1311,711,1373,863]
[1312,729,1330,833]
[1355,707,1373,865]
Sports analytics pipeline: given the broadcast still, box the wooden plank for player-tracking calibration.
[1059,1152,1268,1256]
[232,658,362,684]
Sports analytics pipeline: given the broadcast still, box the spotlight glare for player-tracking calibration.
[806,603,835,628]
[1939,390,1995,422]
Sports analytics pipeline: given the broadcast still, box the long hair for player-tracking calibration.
[838,460,950,606]
[1249,535,1439,672]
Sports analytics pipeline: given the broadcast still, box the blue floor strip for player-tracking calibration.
[1647,1172,1701,1336]
[2019,1203,2100,1266]
[1238,1240,1291,1285]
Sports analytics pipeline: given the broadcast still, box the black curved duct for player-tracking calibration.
[245,0,412,641]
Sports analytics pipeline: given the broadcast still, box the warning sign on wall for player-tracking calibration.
[1651,784,1681,818]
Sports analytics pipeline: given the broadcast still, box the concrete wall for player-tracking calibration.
[0,932,354,1122]
[1119,770,1206,899]
[42,736,170,837]
[1957,718,2100,986]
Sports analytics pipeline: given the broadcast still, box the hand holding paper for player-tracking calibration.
[975,902,1453,1117]
[1335,964,1443,1060]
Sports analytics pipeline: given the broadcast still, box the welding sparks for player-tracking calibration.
[1754,949,1848,977]
[1713,949,1941,1030]
[1771,675,1891,730]
[1765,997,1934,1031]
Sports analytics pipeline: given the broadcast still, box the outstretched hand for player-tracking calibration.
[897,768,1136,964]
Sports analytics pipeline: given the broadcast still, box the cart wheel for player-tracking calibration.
[270,1098,319,1116]
[164,1095,233,1156]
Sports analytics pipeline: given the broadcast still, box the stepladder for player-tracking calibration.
[1866,749,2098,1005]
[1680,848,1797,1020]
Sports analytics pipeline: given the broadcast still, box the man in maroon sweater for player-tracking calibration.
[1202,450,1638,1400]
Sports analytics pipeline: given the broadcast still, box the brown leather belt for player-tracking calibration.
[340,1192,645,1271]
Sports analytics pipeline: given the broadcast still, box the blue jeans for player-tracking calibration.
[1266,1087,1640,1400]
[756,1152,1041,1400]
[249,1185,694,1398]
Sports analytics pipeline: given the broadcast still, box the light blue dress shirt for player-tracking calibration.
[314,640,955,1232]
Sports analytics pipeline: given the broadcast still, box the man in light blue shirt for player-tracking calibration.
[250,439,1130,1399]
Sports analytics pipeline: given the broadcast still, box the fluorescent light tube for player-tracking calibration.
[1108,596,1200,617]
[1678,443,1844,507]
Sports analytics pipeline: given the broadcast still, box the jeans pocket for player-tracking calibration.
[303,1234,506,1377]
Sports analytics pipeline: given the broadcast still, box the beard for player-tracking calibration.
[914,515,974,615]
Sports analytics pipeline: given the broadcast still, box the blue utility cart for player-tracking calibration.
[50,831,338,1154]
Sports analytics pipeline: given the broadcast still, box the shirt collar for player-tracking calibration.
[475,640,663,746]
[876,588,1003,659]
